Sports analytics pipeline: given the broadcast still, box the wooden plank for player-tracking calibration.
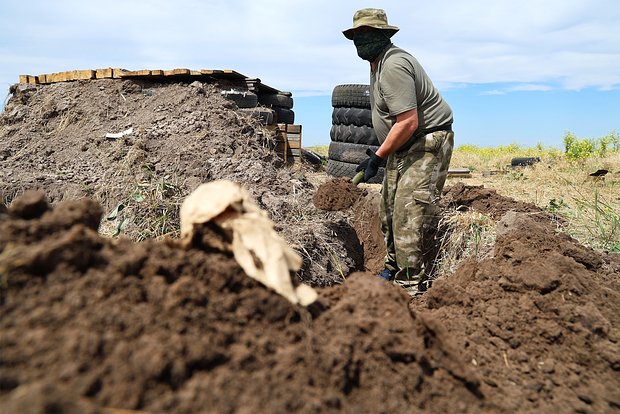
[448,168,471,174]
[45,71,69,83]
[96,68,114,79]
[112,68,126,79]
[74,70,96,80]
[286,140,301,149]
[200,69,247,80]
[286,124,302,134]
[286,133,301,141]
[164,68,190,76]
[121,70,151,77]
[45,70,94,82]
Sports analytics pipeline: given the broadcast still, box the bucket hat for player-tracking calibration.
[343,8,400,40]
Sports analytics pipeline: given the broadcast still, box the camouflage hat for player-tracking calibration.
[343,8,400,40]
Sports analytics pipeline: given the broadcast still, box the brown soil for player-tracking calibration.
[0,80,362,286]
[1,80,619,413]
[442,182,544,219]
[413,211,620,412]
[1,192,488,413]
[352,191,386,274]
[312,177,366,211]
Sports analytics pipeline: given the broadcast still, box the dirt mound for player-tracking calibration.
[1,192,490,413]
[312,177,366,211]
[0,79,361,285]
[413,211,620,412]
[442,182,543,218]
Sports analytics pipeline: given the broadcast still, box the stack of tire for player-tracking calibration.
[220,88,294,125]
[327,84,384,183]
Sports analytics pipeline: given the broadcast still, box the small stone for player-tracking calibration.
[578,394,593,405]
[539,359,556,374]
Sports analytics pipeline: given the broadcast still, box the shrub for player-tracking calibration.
[564,131,619,160]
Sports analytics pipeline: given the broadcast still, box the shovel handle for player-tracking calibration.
[352,171,365,186]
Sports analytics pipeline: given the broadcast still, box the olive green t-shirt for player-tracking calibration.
[370,44,453,145]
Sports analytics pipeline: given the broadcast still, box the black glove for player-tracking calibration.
[356,148,383,182]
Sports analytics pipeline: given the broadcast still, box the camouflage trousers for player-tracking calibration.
[380,130,454,293]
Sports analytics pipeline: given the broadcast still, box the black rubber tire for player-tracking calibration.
[326,159,384,184]
[258,93,294,109]
[330,124,379,145]
[221,90,258,108]
[328,142,383,165]
[332,84,371,109]
[511,157,541,167]
[274,108,295,124]
[332,107,372,127]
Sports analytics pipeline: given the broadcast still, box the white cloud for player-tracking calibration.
[0,0,619,96]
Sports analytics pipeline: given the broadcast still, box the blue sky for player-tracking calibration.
[1,0,619,148]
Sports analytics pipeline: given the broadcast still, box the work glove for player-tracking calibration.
[356,148,383,182]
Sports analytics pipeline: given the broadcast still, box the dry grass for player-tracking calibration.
[448,151,620,251]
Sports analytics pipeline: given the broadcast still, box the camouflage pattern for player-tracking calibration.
[343,8,400,40]
[380,130,454,293]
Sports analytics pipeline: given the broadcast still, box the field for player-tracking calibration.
[1,79,619,413]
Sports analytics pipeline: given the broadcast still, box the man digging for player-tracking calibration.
[344,8,454,295]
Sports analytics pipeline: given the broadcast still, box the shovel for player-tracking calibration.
[352,170,365,186]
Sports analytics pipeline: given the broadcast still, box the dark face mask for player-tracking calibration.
[353,30,391,62]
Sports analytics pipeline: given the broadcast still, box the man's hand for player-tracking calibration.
[356,148,383,182]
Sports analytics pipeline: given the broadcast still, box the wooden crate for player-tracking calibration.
[267,124,302,163]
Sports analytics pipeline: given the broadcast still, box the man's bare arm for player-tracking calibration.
[375,108,418,159]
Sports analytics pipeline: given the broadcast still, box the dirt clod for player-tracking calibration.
[313,177,366,211]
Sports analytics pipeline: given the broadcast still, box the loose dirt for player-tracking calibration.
[413,210,620,412]
[312,177,366,211]
[0,80,362,286]
[0,192,487,413]
[1,79,619,413]
[441,182,544,219]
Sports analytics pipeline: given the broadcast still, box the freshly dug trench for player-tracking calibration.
[313,176,386,274]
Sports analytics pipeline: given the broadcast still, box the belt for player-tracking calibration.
[395,124,452,154]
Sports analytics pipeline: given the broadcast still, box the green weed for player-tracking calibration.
[564,130,620,160]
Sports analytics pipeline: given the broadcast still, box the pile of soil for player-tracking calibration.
[312,177,366,211]
[0,192,487,413]
[441,182,543,219]
[414,211,620,412]
[0,79,361,285]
